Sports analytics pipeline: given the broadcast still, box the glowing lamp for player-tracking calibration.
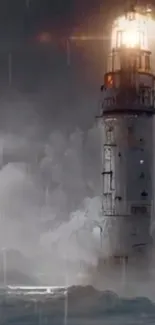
[105,73,114,87]
[122,29,140,48]
[111,13,151,50]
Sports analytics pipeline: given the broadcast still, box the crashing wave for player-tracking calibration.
[1,286,155,325]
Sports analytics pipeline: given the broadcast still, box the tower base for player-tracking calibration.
[89,249,153,294]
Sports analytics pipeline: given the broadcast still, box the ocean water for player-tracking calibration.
[1,286,155,325]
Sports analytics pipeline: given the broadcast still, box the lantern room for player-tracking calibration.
[111,12,148,50]
[107,10,153,76]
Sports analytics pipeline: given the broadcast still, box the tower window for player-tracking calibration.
[140,172,145,179]
[138,55,142,69]
[131,206,147,214]
[145,55,150,71]
[128,126,133,134]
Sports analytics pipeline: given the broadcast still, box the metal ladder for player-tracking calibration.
[102,121,116,216]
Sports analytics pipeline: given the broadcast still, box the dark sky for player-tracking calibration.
[0,0,121,37]
[0,0,117,132]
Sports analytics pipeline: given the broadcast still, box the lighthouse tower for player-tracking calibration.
[98,4,155,267]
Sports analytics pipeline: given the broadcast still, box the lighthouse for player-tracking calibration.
[97,4,155,272]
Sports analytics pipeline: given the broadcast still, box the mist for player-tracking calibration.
[0,73,106,286]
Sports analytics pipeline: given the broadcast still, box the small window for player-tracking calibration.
[128,126,133,134]
[145,55,150,71]
[131,206,147,214]
[138,55,142,69]
[140,172,145,179]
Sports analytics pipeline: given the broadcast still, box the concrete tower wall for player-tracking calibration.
[102,115,153,257]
